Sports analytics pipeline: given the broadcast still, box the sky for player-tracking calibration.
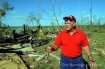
[0,0,105,26]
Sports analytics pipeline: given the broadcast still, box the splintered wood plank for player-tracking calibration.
[11,43,34,52]
[0,53,28,69]
[0,43,12,46]
[0,43,34,53]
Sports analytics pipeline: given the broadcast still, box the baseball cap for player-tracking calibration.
[63,15,76,22]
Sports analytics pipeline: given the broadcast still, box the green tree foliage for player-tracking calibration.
[0,1,14,27]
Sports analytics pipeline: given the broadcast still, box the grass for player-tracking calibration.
[82,32,105,69]
[1,25,105,69]
[34,32,105,69]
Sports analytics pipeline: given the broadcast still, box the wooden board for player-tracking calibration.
[0,53,28,69]
[12,43,35,52]
[0,43,35,53]
[0,43,12,46]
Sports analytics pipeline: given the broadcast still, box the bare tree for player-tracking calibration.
[26,0,42,28]
[26,12,42,26]
[90,0,92,32]
[42,0,63,31]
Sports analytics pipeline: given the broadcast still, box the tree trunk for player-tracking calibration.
[0,15,2,27]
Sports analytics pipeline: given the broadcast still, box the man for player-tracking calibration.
[45,15,97,69]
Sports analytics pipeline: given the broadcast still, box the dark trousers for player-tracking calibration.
[60,54,85,69]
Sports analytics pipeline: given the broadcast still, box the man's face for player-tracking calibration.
[64,19,75,31]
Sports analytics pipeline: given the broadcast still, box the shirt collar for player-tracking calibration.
[64,28,79,34]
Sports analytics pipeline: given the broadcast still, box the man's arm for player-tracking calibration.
[51,44,59,51]
[83,46,94,61]
[83,46,97,68]
[45,44,59,53]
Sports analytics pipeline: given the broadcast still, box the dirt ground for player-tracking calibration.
[0,43,60,69]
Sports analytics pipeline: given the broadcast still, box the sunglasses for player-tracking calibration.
[64,19,75,23]
[64,19,73,22]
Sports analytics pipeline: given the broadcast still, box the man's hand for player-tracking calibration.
[45,45,59,55]
[89,60,97,69]
[88,55,97,69]
[45,46,52,53]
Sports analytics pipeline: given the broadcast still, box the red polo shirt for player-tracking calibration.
[54,28,89,57]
